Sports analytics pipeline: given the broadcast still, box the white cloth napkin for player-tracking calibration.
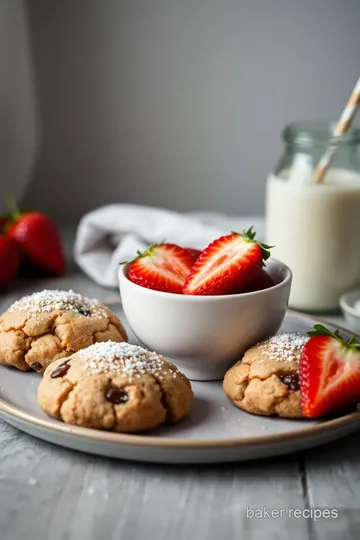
[74,204,264,288]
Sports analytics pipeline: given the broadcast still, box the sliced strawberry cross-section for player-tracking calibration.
[124,243,198,294]
[299,324,360,417]
[183,227,273,296]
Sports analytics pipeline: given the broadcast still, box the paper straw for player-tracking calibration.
[314,76,360,183]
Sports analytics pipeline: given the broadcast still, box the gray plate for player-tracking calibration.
[0,309,359,464]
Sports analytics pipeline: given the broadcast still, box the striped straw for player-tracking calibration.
[314,76,360,183]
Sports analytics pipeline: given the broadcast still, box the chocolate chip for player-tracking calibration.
[279,372,300,391]
[30,362,43,372]
[51,363,70,379]
[105,386,129,404]
[58,359,70,367]
[78,307,91,317]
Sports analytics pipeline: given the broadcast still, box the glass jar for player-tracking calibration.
[265,121,360,312]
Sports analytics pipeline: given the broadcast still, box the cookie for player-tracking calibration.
[38,341,193,432]
[223,333,309,418]
[0,290,127,372]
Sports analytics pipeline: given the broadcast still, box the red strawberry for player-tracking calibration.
[184,248,202,261]
[244,270,275,293]
[299,324,360,418]
[125,243,197,294]
[0,235,20,286]
[183,228,273,296]
[6,197,66,276]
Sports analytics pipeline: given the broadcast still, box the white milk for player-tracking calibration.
[266,168,360,311]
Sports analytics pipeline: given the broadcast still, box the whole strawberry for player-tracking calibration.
[0,235,19,286]
[6,197,66,276]
[299,324,360,417]
[183,227,273,296]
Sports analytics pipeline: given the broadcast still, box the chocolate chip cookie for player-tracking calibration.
[38,341,193,432]
[0,290,127,372]
[223,333,309,418]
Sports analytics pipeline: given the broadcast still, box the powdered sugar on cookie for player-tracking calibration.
[78,341,178,380]
[8,289,107,318]
[258,333,309,363]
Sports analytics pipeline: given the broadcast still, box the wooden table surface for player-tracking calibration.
[1,229,359,540]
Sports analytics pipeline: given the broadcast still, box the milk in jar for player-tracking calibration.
[265,123,360,311]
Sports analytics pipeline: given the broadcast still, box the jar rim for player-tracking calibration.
[283,121,360,146]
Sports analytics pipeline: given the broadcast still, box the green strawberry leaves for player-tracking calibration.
[307,324,342,339]
[119,245,156,266]
[308,324,360,350]
[232,226,274,262]
[119,241,166,265]
[6,193,21,221]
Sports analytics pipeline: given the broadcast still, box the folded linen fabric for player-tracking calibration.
[74,204,263,288]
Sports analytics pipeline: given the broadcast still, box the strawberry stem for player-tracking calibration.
[232,227,274,263]
[119,242,164,265]
[308,324,360,350]
[6,193,21,220]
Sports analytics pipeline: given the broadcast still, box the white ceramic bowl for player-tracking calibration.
[118,258,292,381]
[339,290,360,334]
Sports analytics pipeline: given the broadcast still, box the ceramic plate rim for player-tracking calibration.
[0,310,359,451]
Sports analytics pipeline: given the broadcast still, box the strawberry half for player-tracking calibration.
[184,248,202,261]
[243,270,275,293]
[125,243,198,294]
[299,324,360,418]
[183,228,273,296]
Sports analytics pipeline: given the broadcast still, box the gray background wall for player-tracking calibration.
[2,0,360,219]
[0,0,37,212]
